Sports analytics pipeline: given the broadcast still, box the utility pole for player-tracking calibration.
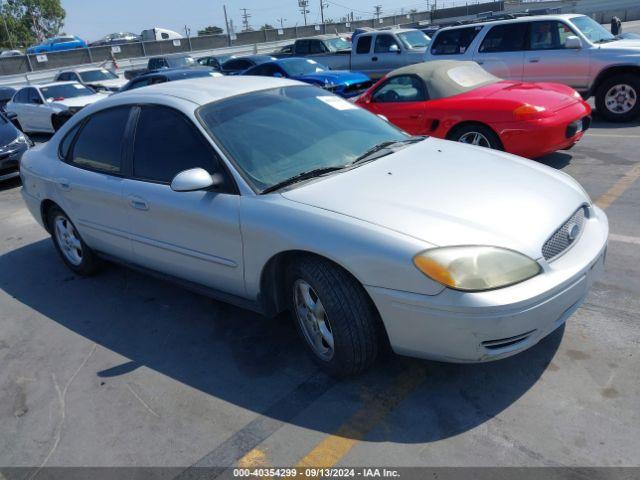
[319,0,325,24]
[277,17,286,29]
[240,8,252,32]
[223,4,231,45]
[298,0,309,26]
[374,5,382,21]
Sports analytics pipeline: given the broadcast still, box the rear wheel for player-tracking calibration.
[287,256,379,376]
[595,74,640,122]
[448,124,502,151]
[47,206,100,275]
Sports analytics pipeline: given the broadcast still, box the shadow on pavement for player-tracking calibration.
[0,238,564,443]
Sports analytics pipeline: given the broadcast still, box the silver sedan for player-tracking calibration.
[19,77,608,376]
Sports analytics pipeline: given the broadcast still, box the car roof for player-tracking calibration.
[60,66,109,73]
[115,76,301,105]
[436,13,585,32]
[139,68,213,79]
[387,60,500,100]
[299,34,348,40]
[36,81,83,89]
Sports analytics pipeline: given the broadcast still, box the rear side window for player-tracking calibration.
[59,123,82,159]
[356,36,372,54]
[132,106,218,183]
[295,40,310,54]
[14,89,29,103]
[373,75,427,103]
[309,40,325,54]
[431,27,481,55]
[70,107,131,174]
[479,23,528,52]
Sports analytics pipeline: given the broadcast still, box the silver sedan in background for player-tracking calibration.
[19,77,608,376]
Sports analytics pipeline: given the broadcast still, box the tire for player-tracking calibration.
[287,256,379,376]
[448,123,502,150]
[595,74,640,122]
[47,206,100,275]
[51,112,72,132]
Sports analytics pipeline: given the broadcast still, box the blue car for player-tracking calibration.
[27,35,87,54]
[242,57,372,98]
[118,67,221,92]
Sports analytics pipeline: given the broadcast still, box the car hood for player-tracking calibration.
[483,81,579,112]
[281,138,589,259]
[294,70,370,85]
[596,39,640,52]
[49,93,109,108]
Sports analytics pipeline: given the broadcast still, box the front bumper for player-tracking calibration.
[0,144,28,181]
[366,205,608,363]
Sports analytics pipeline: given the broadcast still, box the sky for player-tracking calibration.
[60,0,480,41]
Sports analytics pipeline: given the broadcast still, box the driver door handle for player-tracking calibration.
[128,195,149,211]
[371,56,378,62]
[56,178,71,191]
[529,58,540,63]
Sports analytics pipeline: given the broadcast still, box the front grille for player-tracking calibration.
[481,330,536,350]
[542,206,586,261]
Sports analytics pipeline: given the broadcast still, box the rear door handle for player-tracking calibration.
[57,178,71,191]
[529,58,540,63]
[128,195,149,211]
[372,56,378,62]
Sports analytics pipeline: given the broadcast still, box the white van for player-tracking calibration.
[141,28,183,42]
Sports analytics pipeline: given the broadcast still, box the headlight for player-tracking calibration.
[413,246,541,292]
[9,133,29,147]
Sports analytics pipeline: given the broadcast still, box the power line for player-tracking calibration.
[240,7,252,32]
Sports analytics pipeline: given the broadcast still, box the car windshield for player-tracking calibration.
[570,15,616,43]
[41,84,94,100]
[398,30,431,49]
[281,59,327,76]
[79,69,119,82]
[197,86,408,192]
[167,56,196,68]
[325,37,351,52]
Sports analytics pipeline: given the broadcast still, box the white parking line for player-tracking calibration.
[587,133,640,139]
[609,233,640,246]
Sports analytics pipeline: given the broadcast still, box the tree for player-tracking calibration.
[260,23,275,31]
[1,0,65,49]
[197,25,223,36]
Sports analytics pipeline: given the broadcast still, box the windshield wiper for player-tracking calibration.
[351,137,425,165]
[595,37,618,43]
[261,166,346,194]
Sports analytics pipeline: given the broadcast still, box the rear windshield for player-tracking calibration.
[79,69,119,82]
[167,56,196,68]
[446,64,499,88]
[41,84,94,100]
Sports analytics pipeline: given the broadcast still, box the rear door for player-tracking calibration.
[523,20,590,89]
[121,105,244,295]
[55,106,135,260]
[7,89,30,130]
[366,74,428,135]
[473,23,527,81]
[429,26,483,60]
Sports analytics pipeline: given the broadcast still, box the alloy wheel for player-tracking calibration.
[458,131,491,148]
[54,215,83,266]
[605,84,637,114]
[293,279,334,360]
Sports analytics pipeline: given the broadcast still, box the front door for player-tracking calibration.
[121,105,245,296]
[523,20,590,89]
[369,33,406,78]
[367,74,428,135]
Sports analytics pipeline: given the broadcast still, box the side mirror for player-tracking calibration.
[5,111,17,121]
[565,35,582,49]
[170,168,223,192]
[389,44,400,53]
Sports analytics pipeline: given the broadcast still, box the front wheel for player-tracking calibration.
[48,206,100,275]
[287,256,379,376]
[448,124,502,150]
[595,74,640,122]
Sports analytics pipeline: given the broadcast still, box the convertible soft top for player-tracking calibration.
[388,60,501,99]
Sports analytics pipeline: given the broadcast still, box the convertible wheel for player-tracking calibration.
[48,206,100,275]
[287,256,379,376]
[450,124,502,150]
[596,74,640,122]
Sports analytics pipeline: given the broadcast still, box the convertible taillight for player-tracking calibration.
[513,104,546,120]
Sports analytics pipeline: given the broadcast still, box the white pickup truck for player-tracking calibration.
[282,29,431,79]
[425,14,640,122]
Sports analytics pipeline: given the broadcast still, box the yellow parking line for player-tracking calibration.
[294,364,427,469]
[237,448,272,468]
[596,163,640,210]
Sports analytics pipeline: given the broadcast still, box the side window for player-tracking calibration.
[129,78,153,90]
[58,122,82,159]
[372,75,427,103]
[374,34,400,53]
[296,40,310,54]
[479,23,528,53]
[309,40,325,54]
[70,107,131,174]
[132,106,219,183]
[431,27,481,55]
[530,21,574,50]
[14,89,28,103]
[161,32,170,40]
[356,36,372,54]
[27,89,42,104]
[150,76,167,85]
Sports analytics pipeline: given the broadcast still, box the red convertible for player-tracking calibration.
[355,60,591,159]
